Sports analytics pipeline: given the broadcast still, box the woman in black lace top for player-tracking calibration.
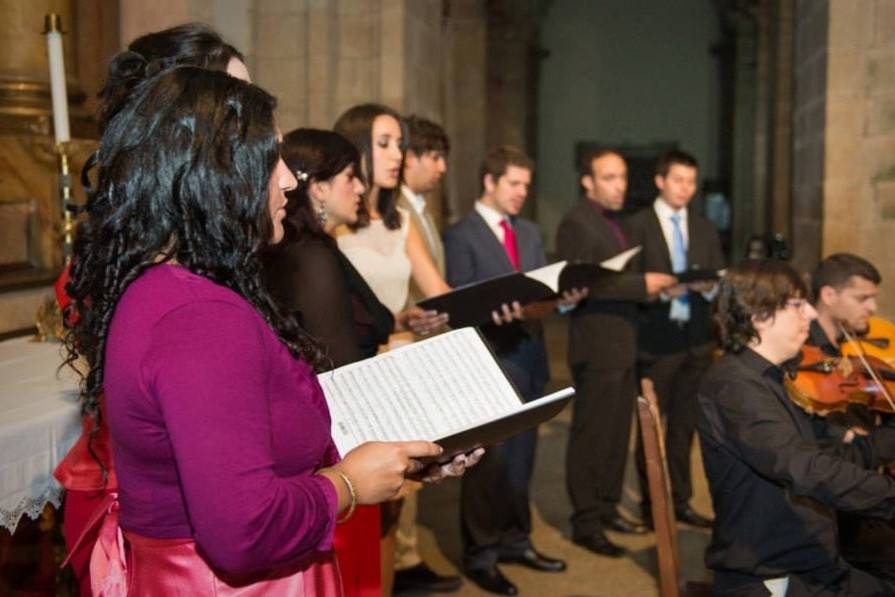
[264,128,446,368]
[263,128,390,367]
[263,128,453,597]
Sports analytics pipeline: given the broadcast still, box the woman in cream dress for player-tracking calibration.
[333,104,450,315]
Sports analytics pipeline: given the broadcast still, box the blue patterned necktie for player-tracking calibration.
[669,213,690,322]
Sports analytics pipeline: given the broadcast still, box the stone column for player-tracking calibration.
[790,0,828,273]
[768,0,794,240]
[442,0,486,223]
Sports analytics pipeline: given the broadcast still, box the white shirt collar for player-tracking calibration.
[653,197,688,222]
[401,184,426,215]
[475,201,509,228]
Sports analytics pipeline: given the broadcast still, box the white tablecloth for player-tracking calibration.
[0,336,81,533]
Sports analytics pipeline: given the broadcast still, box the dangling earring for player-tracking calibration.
[316,202,328,227]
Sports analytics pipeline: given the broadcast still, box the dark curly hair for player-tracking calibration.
[715,259,809,353]
[278,128,362,244]
[64,67,323,427]
[333,103,406,230]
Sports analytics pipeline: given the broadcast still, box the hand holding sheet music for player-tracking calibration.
[318,328,574,464]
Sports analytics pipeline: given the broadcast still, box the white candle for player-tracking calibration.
[45,21,70,144]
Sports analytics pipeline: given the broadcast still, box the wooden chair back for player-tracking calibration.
[637,378,680,597]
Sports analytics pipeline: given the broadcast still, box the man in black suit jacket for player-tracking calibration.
[556,148,676,558]
[625,149,724,528]
[444,146,573,596]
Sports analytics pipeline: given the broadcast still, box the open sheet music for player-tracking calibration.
[319,327,574,463]
[417,246,642,328]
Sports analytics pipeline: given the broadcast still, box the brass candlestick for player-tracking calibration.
[57,142,74,264]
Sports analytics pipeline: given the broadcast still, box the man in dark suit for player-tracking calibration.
[626,149,723,528]
[557,148,676,558]
[444,146,572,596]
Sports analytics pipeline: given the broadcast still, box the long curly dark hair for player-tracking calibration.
[278,128,362,244]
[333,103,406,230]
[714,259,808,353]
[64,67,323,425]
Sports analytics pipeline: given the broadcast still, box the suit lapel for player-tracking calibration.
[469,211,515,273]
[649,209,674,271]
[515,222,538,271]
[577,200,625,254]
[686,213,705,269]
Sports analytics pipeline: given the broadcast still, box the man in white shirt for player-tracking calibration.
[443,146,571,595]
[625,149,724,529]
[400,116,448,305]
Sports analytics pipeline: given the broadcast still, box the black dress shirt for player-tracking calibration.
[807,319,843,357]
[698,348,895,589]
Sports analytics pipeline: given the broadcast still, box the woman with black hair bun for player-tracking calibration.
[54,23,249,597]
[66,66,465,596]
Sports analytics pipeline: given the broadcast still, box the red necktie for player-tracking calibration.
[500,219,521,271]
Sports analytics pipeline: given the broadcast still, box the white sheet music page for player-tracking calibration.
[523,261,567,292]
[319,328,522,456]
[600,245,642,272]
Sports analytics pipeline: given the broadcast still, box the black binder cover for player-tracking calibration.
[418,262,611,329]
[676,268,722,284]
[420,389,574,465]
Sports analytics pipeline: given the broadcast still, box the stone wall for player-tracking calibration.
[821,0,895,316]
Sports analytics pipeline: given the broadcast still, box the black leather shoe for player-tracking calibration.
[675,506,714,528]
[393,563,463,594]
[498,548,566,572]
[464,566,518,595]
[572,532,627,558]
[600,513,649,535]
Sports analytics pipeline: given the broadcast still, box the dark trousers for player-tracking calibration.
[565,363,637,538]
[460,427,536,569]
[637,348,711,510]
[460,354,543,570]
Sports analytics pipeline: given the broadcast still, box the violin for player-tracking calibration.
[841,316,895,366]
[785,345,895,416]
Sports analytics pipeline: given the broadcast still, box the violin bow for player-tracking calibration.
[840,324,895,412]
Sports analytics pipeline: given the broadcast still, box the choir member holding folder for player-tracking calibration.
[626,150,723,530]
[63,68,474,596]
[557,148,676,558]
[53,24,250,597]
[444,146,585,596]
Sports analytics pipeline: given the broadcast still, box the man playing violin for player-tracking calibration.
[808,254,895,586]
[698,259,895,596]
[810,253,881,361]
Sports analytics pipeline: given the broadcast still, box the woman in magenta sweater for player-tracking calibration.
[63,66,469,596]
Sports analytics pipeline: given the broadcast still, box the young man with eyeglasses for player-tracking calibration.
[698,259,895,596]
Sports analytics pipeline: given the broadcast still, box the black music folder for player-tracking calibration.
[675,267,725,284]
[318,327,574,464]
[417,246,642,329]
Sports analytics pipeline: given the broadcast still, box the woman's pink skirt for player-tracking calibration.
[123,532,342,597]
[73,494,343,597]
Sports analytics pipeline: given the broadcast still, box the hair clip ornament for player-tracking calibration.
[295,169,309,182]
